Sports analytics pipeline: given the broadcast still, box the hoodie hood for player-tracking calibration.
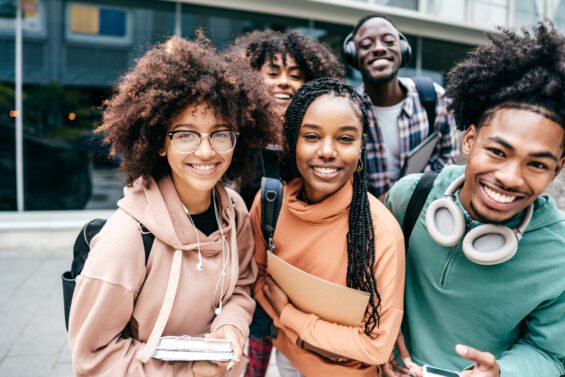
[118,175,238,255]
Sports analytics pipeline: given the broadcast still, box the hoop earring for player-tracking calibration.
[356,160,364,173]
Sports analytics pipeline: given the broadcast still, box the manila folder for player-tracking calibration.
[267,252,370,327]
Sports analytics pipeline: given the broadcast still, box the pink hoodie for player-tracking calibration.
[68,175,257,376]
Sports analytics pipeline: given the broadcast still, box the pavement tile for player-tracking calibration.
[49,361,74,377]
[0,354,55,377]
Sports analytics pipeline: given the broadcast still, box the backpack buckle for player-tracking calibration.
[267,236,275,253]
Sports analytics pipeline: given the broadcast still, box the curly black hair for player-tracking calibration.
[97,35,278,186]
[280,77,381,337]
[446,20,565,151]
[228,29,345,81]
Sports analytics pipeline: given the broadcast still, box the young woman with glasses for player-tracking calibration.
[68,36,278,377]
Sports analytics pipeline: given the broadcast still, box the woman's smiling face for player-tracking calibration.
[160,103,234,200]
[295,94,364,203]
[259,53,305,112]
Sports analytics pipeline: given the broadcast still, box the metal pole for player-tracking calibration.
[175,2,181,37]
[15,0,24,211]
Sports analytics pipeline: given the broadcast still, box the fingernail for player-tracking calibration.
[227,366,233,372]
[456,344,468,355]
[404,357,411,365]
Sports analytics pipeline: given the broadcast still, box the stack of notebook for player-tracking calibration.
[152,336,234,361]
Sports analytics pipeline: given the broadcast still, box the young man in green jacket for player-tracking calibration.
[384,22,565,377]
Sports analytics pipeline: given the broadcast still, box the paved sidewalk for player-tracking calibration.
[0,248,280,377]
[0,250,72,377]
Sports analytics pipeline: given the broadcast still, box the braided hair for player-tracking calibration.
[280,77,381,336]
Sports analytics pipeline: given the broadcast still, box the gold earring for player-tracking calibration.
[355,160,364,173]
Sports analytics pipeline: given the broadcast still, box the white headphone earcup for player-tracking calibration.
[425,197,466,246]
[462,225,518,265]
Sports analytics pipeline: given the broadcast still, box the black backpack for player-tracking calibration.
[249,177,283,338]
[412,76,437,135]
[402,171,439,249]
[61,218,154,331]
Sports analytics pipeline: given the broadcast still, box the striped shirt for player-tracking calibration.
[361,77,458,198]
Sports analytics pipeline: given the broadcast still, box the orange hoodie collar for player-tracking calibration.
[286,177,353,225]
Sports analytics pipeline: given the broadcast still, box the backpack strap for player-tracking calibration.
[260,177,284,253]
[403,172,439,249]
[138,223,155,264]
[412,77,437,135]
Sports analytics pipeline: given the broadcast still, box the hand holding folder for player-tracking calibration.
[266,252,369,327]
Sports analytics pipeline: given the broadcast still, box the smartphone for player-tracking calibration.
[422,364,462,377]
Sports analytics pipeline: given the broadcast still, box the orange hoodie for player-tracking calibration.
[251,178,405,377]
[68,175,256,376]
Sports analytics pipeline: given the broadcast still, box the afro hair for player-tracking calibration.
[446,20,565,137]
[97,35,279,186]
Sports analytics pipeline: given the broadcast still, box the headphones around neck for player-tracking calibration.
[425,175,534,265]
[343,16,411,70]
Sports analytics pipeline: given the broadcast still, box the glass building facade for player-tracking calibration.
[0,0,551,211]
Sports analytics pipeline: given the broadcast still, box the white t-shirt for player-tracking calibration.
[372,100,405,181]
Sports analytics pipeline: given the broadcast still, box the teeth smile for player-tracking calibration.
[191,164,216,171]
[273,93,291,99]
[484,185,516,204]
[314,167,337,174]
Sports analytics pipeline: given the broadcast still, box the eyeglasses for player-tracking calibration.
[166,129,240,154]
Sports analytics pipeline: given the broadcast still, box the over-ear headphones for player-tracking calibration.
[425,175,534,265]
[343,15,411,70]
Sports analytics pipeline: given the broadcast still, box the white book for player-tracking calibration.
[152,348,234,362]
[152,336,234,361]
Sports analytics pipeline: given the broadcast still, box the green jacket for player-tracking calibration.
[385,164,565,377]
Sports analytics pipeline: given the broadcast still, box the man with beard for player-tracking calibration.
[344,14,458,199]
[384,21,565,377]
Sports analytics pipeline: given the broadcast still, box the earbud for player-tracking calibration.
[215,307,221,315]
[195,262,203,271]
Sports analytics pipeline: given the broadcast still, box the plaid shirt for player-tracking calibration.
[361,77,458,198]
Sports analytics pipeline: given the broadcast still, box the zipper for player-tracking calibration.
[440,216,472,287]
[440,244,458,287]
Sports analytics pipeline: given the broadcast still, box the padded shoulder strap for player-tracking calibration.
[138,223,154,264]
[412,77,437,135]
[403,172,439,249]
[261,177,284,252]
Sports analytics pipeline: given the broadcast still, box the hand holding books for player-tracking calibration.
[152,336,234,361]
[206,324,245,372]
[152,325,245,373]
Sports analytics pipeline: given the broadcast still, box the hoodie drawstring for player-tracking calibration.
[223,206,239,303]
[136,248,183,363]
